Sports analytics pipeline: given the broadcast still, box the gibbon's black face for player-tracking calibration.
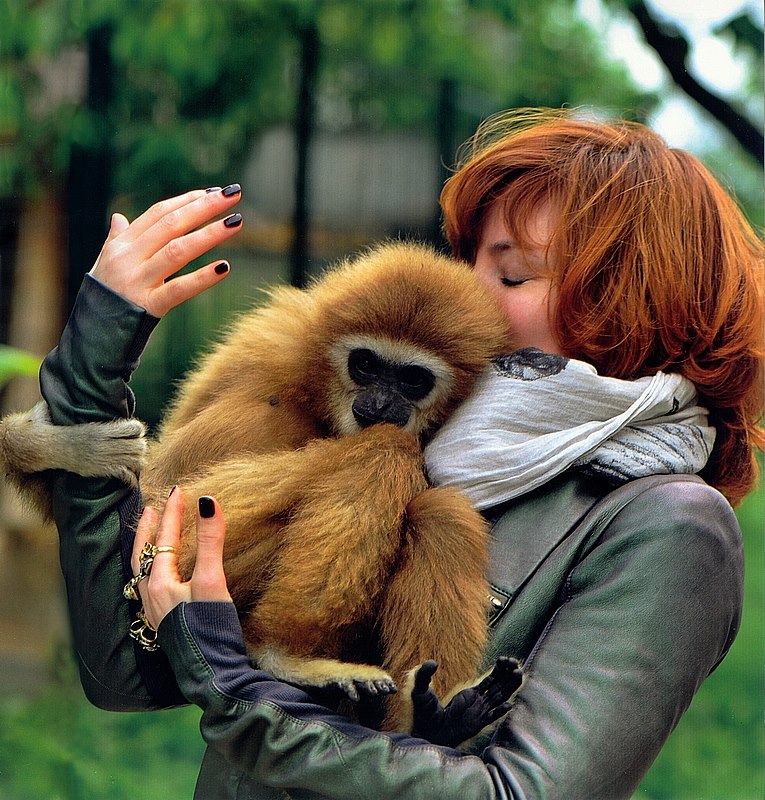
[348,348,436,429]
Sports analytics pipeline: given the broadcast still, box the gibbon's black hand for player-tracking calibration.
[410,657,522,747]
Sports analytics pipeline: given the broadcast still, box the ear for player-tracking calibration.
[1,401,148,516]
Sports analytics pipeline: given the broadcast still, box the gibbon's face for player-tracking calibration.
[328,334,455,436]
[473,200,562,355]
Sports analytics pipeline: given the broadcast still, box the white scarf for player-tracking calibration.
[424,349,716,511]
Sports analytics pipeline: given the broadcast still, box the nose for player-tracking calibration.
[352,390,411,428]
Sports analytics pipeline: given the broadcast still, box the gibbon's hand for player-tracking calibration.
[410,657,522,747]
[131,488,232,630]
[90,185,243,317]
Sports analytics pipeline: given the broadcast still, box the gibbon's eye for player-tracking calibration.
[397,364,436,401]
[348,348,382,384]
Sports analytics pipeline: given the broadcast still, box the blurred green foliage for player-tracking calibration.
[0,345,42,388]
[1,0,655,212]
[0,688,204,799]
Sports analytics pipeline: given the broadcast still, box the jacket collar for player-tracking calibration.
[485,473,605,623]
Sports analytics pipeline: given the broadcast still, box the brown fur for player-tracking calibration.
[0,242,509,731]
[142,242,509,729]
[0,401,146,517]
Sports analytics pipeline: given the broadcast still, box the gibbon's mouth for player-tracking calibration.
[351,406,411,430]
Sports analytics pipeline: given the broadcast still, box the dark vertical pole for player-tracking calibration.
[290,21,319,288]
[66,23,114,312]
[432,77,457,249]
[0,198,20,344]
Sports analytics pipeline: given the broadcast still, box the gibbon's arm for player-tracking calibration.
[0,400,147,519]
[39,274,185,710]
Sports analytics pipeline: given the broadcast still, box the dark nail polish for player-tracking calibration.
[205,186,222,193]
[222,183,241,197]
[214,261,230,275]
[199,496,215,518]
[223,213,242,228]
[168,485,178,498]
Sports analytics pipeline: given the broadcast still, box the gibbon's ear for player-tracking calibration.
[0,401,148,517]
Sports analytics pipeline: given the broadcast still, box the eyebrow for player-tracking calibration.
[487,240,514,252]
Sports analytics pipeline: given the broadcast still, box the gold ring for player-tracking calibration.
[140,542,176,559]
[129,607,160,651]
[123,575,143,601]
[122,543,177,602]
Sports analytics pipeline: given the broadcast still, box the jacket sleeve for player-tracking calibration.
[40,274,186,710]
[157,479,743,800]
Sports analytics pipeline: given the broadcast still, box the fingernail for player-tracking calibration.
[199,496,215,518]
[214,261,230,275]
[223,213,242,228]
[205,186,222,193]
[222,183,241,197]
[168,485,177,498]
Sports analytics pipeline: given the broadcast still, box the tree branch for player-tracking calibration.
[628,0,763,165]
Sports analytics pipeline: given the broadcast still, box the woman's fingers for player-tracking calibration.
[89,185,242,316]
[107,212,130,239]
[131,505,159,575]
[148,487,184,584]
[143,205,242,317]
[158,260,231,314]
[127,490,232,631]
[119,189,210,244]
[134,184,242,263]
[190,496,232,603]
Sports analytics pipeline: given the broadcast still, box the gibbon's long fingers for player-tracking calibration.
[253,647,396,702]
[378,485,490,731]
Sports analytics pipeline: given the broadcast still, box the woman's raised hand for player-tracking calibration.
[90,185,243,317]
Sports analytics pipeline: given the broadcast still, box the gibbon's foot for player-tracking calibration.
[306,676,397,713]
[321,675,398,704]
[253,647,397,703]
[410,657,523,747]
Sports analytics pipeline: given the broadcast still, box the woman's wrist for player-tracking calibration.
[40,274,160,425]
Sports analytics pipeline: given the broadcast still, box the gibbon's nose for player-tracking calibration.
[352,393,411,429]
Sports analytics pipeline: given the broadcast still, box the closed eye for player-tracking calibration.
[501,277,528,287]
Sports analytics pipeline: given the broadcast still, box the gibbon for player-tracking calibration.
[1,242,514,733]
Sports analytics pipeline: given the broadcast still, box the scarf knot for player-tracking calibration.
[424,348,715,510]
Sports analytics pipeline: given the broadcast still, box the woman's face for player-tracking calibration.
[473,200,561,355]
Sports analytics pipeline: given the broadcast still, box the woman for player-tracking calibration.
[40,110,763,798]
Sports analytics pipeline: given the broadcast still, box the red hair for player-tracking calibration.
[441,109,764,505]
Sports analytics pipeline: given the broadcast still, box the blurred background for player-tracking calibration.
[0,0,762,797]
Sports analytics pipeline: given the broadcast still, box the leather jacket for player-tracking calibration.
[41,275,744,799]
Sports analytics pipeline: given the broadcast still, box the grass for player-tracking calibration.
[0,692,204,799]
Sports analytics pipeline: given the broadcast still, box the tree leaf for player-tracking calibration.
[0,345,42,388]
